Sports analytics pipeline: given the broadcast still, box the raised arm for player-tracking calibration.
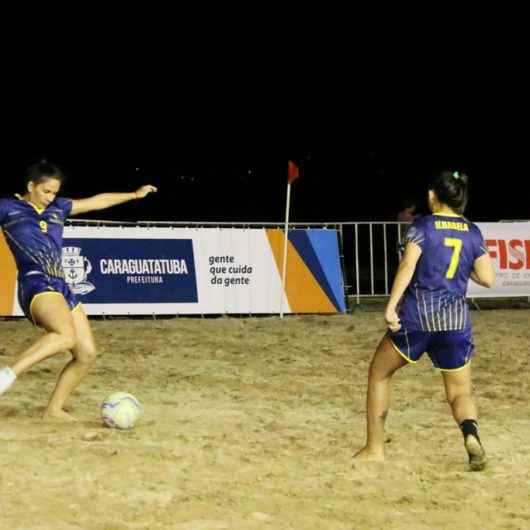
[70,185,157,216]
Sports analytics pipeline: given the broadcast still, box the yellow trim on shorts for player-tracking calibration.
[387,337,419,364]
[29,293,81,326]
[439,360,471,372]
[29,291,64,324]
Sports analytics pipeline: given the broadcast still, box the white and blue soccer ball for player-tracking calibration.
[101,391,142,429]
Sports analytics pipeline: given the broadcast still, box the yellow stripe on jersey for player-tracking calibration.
[26,201,45,215]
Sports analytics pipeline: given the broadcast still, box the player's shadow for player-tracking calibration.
[0,405,53,418]
[0,406,103,429]
[0,406,22,417]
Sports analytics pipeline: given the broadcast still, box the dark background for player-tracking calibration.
[3,116,526,224]
[2,38,527,224]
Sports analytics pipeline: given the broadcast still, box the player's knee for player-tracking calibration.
[58,331,76,352]
[447,388,472,407]
[77,344,97,366]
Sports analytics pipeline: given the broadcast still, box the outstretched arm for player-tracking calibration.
[70,185,157,216]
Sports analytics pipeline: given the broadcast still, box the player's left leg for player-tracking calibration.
[442,365,486,471]
[44,305,97,420]
[354,336,408,461]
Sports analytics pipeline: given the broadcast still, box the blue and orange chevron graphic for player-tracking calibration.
[266,229,346,313]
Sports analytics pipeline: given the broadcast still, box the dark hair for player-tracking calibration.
[24,159,66,188]
[429,170,469,214]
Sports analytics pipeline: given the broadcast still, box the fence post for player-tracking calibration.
[383,223,388,295]
[337,223,350,313]
[369,223,374,296]
[355,223,360,306]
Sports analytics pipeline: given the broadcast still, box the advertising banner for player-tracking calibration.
[0,227,345,316]
[468,222,530,297]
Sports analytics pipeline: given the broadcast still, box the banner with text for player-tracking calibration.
[0,227,345,316]
[468,222,530,297]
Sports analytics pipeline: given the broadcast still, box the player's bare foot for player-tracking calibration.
[42,408,78,422]
[353,447,385,462]
[465,435,487,471]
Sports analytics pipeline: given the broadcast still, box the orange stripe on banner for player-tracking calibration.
[0,230,17,315]
[266,229,337,313]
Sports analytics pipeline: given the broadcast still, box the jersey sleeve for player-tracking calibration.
[471,224,488,260]
[405,218,427,251]
[54,197,73,219]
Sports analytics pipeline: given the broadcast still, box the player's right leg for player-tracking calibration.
[354,336,408,461]
[442,365,487,471]
[44,305,97,419]
[0,293,76,395]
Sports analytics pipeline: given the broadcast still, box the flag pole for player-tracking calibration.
[280,160,299,318]
[279,181,292,318]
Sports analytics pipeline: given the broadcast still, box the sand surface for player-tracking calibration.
[1,308,529,530]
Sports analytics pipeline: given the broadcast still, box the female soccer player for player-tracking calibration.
[354,171,495,471]
[0,160,157,419]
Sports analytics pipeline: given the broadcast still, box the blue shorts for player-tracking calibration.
[387,326,475,371]
[17,273,80,325]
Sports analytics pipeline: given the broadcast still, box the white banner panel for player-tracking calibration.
[468,222,530,297]
[62,227,290,315]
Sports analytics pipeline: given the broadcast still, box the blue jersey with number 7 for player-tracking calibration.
[399,214,487,332]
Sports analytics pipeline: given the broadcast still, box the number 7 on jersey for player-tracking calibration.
[444,237,462,279]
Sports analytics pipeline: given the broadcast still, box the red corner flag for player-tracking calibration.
[287,160,299,184]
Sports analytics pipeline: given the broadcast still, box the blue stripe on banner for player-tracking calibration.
[288,230,345,312]
[306,230,346,313]
[62,238,198,303]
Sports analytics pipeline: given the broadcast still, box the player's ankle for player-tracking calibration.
[44,405,63,413]
[365,444,384,454]
[459,419,481,444]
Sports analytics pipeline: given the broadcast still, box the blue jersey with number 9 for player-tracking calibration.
[0,196,72,279]
[399,214,487,332]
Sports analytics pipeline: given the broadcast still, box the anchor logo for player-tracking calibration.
[61,246,95,296]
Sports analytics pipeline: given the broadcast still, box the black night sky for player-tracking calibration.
[2,57,528,225]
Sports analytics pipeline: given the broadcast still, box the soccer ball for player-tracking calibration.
[101,391,142,429]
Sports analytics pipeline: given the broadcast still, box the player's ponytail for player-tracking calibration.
[429,170,469,214]
[24,159,66,188]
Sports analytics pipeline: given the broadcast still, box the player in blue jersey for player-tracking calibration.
[354,171,495,471]
[0,160,157,420]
